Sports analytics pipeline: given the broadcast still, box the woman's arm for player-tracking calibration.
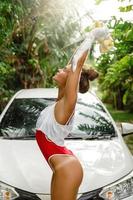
[55,51,88,125]
[54,27,110,125]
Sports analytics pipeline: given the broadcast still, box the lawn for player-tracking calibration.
[105,103,133,154]
[105,104,133,123]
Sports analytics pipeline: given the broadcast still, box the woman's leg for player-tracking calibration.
[49,155,83,200]
[50,173,55,196]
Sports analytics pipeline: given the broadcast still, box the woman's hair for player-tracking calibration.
[79,68,99,93]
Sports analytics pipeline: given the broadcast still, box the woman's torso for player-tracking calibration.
[36,103,74,146]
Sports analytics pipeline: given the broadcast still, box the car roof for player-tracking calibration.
[15,88,58,99]
[14,88,99,104]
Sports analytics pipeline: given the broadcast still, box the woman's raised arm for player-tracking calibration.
[55,26,111,125]
[54,51,88,125]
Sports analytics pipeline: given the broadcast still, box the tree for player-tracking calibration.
[0,0,21,111]
[118,0,133,12]
[0,0,84,112]
[96,18,133,111]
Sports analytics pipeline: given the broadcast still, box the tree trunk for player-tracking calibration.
[116,86,125,110]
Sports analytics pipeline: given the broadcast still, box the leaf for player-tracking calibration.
[119,5,133,12]
[95,0,104,5]
[125,29,133,41]
[123,90,129,105]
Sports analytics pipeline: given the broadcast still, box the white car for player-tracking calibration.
[0,88,133,200]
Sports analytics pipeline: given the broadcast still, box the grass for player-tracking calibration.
[105,104,133,123]
[124,135,133,155]
[105,103,133,154]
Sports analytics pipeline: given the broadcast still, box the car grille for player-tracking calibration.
[78,188,104,200]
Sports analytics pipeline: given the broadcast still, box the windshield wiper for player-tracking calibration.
[65,137,83,140]
[65,133,85,140]
[85,133,116,140]
[65,132,116,140]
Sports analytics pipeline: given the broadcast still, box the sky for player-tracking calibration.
[74,0,133,57]
[94,0,133,20]
[77,0,133,26]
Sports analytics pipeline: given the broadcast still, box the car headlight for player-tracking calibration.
[0,181,19,199]
[99,170,133,200]
[0,181,41,199]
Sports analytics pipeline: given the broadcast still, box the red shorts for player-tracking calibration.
[36,130,74,164]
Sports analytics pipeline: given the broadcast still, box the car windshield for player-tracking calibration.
[0,93,116,139]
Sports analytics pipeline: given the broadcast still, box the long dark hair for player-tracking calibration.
[79,68,99,93]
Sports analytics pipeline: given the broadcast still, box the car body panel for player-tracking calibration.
[0,88,133,199]
[0,137,132,193]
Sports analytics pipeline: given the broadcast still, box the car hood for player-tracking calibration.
[0,137,133,194]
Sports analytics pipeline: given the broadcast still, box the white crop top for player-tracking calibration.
[36,103,74,146]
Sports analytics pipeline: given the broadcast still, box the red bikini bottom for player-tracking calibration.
[36,130,74,165]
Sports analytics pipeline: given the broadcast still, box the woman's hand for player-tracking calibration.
[76,50,88,71]
[71,26,111,72]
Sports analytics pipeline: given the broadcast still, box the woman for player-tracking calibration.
[36,27,109,200]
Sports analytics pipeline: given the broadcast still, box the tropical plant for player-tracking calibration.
[118,0,133,12]
[96,18,133,111]
[0,0,83,112]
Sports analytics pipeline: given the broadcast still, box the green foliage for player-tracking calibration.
[96,18,133,111]
[0,0,83,113]
[0,62,14,86]
[118,0,133,15]
[102,55,133,89]
[95,0,104,5]
[0,62,15,111]
[119,4,133,12]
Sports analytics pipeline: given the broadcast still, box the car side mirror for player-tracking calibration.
[120,122,133,136]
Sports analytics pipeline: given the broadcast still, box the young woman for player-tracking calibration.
[36,27,109,200]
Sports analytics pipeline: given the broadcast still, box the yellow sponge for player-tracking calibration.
[99,36,114,53]
[93,21,114,53]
